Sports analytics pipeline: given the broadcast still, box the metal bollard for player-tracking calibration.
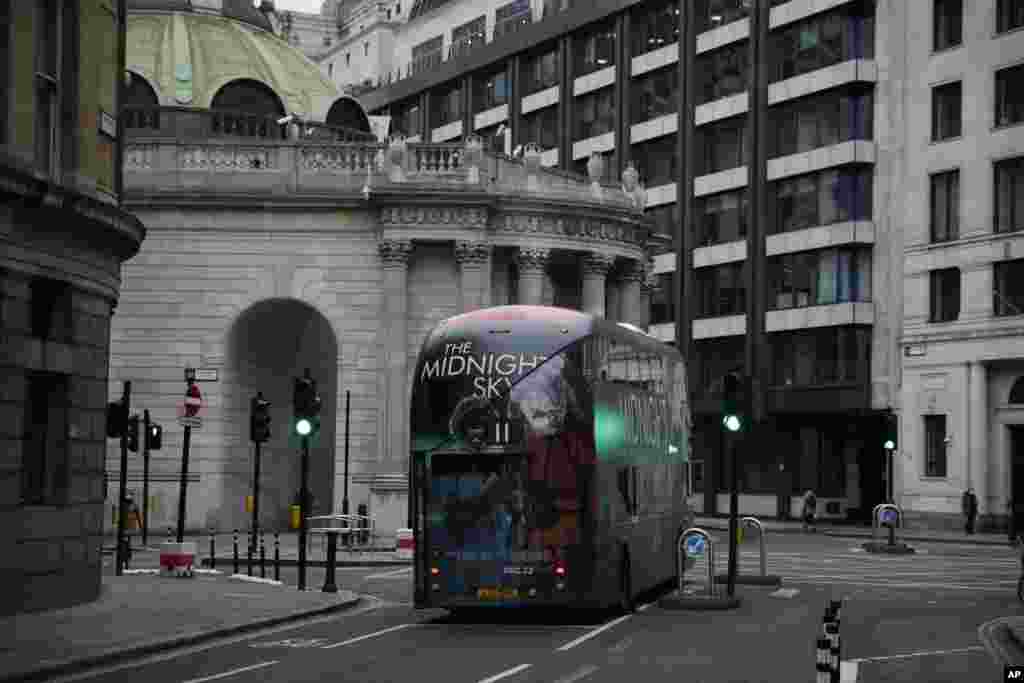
[260,534,266,579]
[209,530,216,571]
[232,529,239,575]
[830,633,841,683]
[274,532,280,582]
[247,529,254,576]
[322,530,339,593]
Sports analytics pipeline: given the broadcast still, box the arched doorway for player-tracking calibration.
[210,79,286,139]
[223,299,338,533]
[326,96,372,134]
[124,71,160,129]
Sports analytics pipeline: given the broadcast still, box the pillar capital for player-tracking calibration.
[454,241,491,266]
[617,258,646,283]
[516,247,551,274]
[581,252,616,278]
[378,240,414,268]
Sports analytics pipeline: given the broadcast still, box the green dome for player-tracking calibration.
[127,9,341,118]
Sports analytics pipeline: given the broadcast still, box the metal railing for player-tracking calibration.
[123,107,377,143]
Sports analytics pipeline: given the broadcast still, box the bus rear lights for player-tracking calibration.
[554,564,566,577]
[555,582,565,591]
[430,567,441,576]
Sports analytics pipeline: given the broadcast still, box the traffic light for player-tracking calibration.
[883,412,897,452]
[251,393,272,443]
[146,423,162,451]
[293,372,320,437]
[721,371,744,433]
[127,415,140,453]
[106,400,127,439]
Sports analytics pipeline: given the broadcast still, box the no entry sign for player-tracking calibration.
[184,383,202,417]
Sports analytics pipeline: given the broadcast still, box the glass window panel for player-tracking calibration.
[816,250,837,305]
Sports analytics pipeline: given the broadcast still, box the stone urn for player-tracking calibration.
[523,142,542,174]
[463,133,483,167]
[587,151,605,183]
[622,161,639,194]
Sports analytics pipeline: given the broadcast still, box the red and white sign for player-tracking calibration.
[184,383,202,417]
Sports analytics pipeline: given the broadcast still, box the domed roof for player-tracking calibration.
[127,5,342,117]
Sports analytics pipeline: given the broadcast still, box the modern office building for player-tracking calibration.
[347,0,914,524]
[1,0,146,614]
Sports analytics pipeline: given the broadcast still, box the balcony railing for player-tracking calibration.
[124,107,378,144]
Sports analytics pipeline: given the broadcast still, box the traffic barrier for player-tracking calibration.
[159,541,197,577]
[712,516,782,586]
[396,528,414,560]
[815,599,843,682]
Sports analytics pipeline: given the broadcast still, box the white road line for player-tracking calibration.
[365,566,413,579]
[321,623,414,649]
[556,613,633,652]
[787,578,1014,591]
[849,645,986,663]
[181,661,278,683]
[553,664,600,683]
[476,663,532,683]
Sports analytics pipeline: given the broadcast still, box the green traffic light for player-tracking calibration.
[723,414,741,432]
[296,418,312,436]
[883,439,895,450]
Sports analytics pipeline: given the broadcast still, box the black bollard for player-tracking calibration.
[232,529,239,575]
[322,531,339,593]
[247,529,254,576]
[816,637,832,683]
[274,532,280,582]
[209,530,216,571]
[888,522,896,546]
[260,534,266,579]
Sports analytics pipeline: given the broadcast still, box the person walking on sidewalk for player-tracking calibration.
[962,488,979,535]
[801,490,817,533]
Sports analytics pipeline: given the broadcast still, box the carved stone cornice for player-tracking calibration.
[377,239,414,267]
[454,241,491,266]
[501,213,641,245]
[380,205,489,228]
[581,253,616,278]
[618,258,647,283]
[515,247,550,274]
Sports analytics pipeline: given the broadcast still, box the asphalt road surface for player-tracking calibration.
[68,534,1022,683]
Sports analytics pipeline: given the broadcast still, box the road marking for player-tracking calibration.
[250,638,327,649]
[849,645,985,663]
[365,566,413,579]
[476,663,532,683]
[181,661,278,683]
[553,664,600,683]
[321,623,414,649]
[786,577,1014,591]
[556,613,633,652]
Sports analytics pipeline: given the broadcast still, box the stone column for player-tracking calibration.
[377,239,413,470]
[455,241,491,313]
[605,280,621,322]
[618,258,646,327]
[969,361,988,518]
[638,263,657,330]
[516,248,550,305]
[581,253,615,318]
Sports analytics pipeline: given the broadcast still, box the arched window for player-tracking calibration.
[210,79,286,139]
[326,97,372,138]
[1010,376,1024,404]
[124,71,160,130]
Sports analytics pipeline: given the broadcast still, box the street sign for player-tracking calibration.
[184,384,203,417]
[177,416,202,429]
[194,368,218,382]
[881,508,898,525]
[685,534,706,558]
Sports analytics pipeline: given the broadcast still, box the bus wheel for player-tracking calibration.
[618,552,635,614]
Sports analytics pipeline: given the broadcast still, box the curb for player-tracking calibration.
[979,617,1024,667]
[0,594,364,683]
[693,522,1010,546]
[202,557,412,569]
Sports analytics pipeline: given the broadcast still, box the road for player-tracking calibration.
[73,534,1023,683]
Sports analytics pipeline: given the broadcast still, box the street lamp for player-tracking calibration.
[296,418,312,436]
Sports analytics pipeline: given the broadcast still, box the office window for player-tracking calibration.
[923,415,947,478]
[450,16,485,59]
[21,371,70,506]
[631,136,678,187]
[574,87,614,140]
[522,105,558,150]
[630,67,678,124]
[929,268,960,322]
[995,258,1024,316]
[770,327,870,387]
[35,0,59,176]
[631,0,679,55]
[932,81,962,141]
[772,6,874,82]
[769,168,872,234]
[474,68,510,112]
[996,157,1024,233]
[431,84,462,128]
[930,170,959,242]
[646,202,679,243]
[650,273,674,325]
[695,262,746,318]
[767,247,871,310]
[697,189,747,246]
[521,48,559,95]
[30,276,72,342]
[495,0,531,39]
[394,98,421,137]
[698,115,746,175]
[574,21,616,77]
[933,0,962,51]
[998,0,1024,33]
[695,0,749,33]
[542,0,571,19]
[696,41,749,105]
[997,63,1024,127]
[771,88,873,158]
[411,36,443,75]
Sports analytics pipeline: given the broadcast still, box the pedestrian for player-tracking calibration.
[801,489,817,533]
[962,488,978,535]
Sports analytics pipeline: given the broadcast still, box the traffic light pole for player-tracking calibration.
[298,435,310,590]
[177,380,195,544]
[726,430,739,599]
[342,390,350,517]
[115,381,131,576]
[252,440,262,549]
[142,408,151,547]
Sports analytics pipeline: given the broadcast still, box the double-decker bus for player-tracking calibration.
[409,305,693,611]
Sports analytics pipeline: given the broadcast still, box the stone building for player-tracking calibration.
[111,0,655,539]
[1,1,146,614]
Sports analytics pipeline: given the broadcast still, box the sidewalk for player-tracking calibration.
[0,572,360,683]
[693,515,1010,546]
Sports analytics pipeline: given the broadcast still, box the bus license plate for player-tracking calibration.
[478,587,518,601]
